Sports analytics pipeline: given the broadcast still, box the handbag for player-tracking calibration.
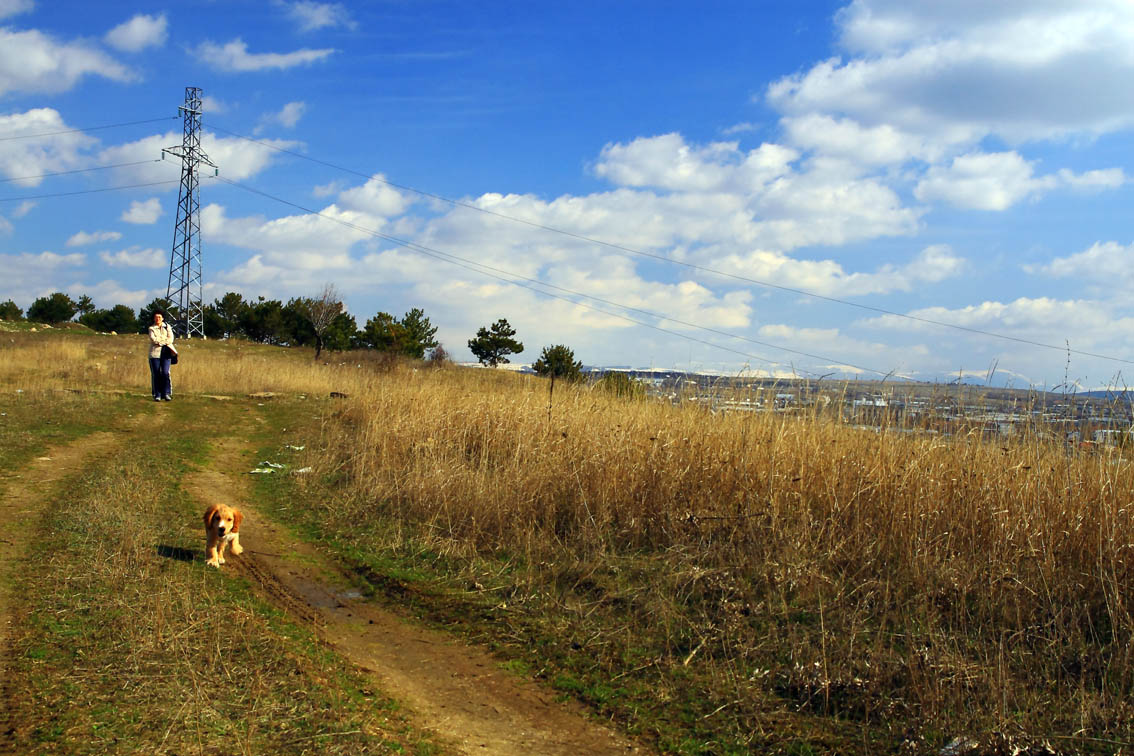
[161,345,179,365]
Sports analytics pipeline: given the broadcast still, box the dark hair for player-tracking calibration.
[153,309,166,319]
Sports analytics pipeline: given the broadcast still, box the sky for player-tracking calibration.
[2,0,1134,388]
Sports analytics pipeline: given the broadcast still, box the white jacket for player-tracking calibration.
[148,323,175,359]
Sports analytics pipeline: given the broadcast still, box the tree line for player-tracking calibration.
[0,290,595,380]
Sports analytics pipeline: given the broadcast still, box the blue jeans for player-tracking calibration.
[149,357,172,399]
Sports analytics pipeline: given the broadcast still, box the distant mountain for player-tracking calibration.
[1078,390,1134,402]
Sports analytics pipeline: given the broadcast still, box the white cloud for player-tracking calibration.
[66,230,122,247]
[10,200,34,218]
[0,0,33,20]
[255,101,306,133]
[708,244,965,298]
[99,246,166,268]
[194,38,335,72]
[1026,241,1134,284]
[201,202,375,272]
[721,122,758,136]
[914,151,1125,210]
[105,13,168,52]
[67,280,155,309]
[200,95,228,114]
[782,114,941,167]
[0,27,133,97]
[595,133,797,193]
[336,174,412,216]
[0,109,94,185]
[768,1,1134,146]
[121,198,162,224]
[0,250,86,305]
[283,1,356,32]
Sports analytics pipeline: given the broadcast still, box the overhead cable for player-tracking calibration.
[0,159,163,184]
[0,179,180,202]
[0,116,179,143]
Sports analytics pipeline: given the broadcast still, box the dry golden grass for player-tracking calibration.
[305,355,1134,748]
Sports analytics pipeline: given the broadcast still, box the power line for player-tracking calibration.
[212,175,896,378]
[206,121,1132,366]
[0,116,178,143]
[0,160,162,184]
[0,179,180,202]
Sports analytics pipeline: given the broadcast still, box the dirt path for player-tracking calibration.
[185,436,647,756]
[0,412,162,747]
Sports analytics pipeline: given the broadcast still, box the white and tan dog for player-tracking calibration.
[203,503,244,568]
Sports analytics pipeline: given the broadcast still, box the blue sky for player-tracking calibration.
[3,0,1134,388]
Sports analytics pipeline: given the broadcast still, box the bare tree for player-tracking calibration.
[296,283,344,359]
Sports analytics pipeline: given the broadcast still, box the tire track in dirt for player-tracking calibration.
[187,435,648,756]
[0,411,165,752]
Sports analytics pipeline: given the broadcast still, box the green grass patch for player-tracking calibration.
[0,391,145,470]
[1,407,444,756]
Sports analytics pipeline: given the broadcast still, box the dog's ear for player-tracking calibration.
[203,504,219,529]
[232,509,244,532]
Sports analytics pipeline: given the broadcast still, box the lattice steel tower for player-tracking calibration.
[163,87,217,338]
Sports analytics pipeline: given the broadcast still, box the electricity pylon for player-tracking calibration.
[162,86,217,338]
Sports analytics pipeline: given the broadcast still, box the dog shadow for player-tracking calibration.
[156,544,198,563]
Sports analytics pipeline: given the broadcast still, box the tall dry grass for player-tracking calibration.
[310,363,1134,742]
[0,330,384,397]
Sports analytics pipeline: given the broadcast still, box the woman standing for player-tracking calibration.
[148,311,175,401]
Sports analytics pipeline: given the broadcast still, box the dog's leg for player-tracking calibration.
[230,532,243,557]
[206,535,221,568]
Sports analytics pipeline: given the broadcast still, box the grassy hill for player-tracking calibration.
[1,328,1131,755]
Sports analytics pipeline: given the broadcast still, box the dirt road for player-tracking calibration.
[184,436,647,756]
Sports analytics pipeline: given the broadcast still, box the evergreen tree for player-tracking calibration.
[468,318,523,367]
[80,305,139,334]
[0,299,22,321]
[27,292,78,324]
[398,308,439,358]
[533,344,583,382]
[138,298,176,333]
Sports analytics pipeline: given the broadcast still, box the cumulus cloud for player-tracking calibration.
[105,13,167,52]
[914,152,1125,210]
[66,230,122,247]
[121,198,162,224]
[200,95,228,114]
[336,175,412,216]
[282,1,356,32]
[595,133,797,193]
[0,0,33,20]
[67,280,156,309]
[0,27,133,97]
[707,244,965,297]
[255,101,306,134]
[10,200,34,218]
[99,246,166,268]
[194,38,335,72]
[0,109,94,185]
[768,0,1134,146]
[1026,241,1134,284]
[0,250,86,304]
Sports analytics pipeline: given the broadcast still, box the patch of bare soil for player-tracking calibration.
[186,437,648,756]
[0,412,162,751]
